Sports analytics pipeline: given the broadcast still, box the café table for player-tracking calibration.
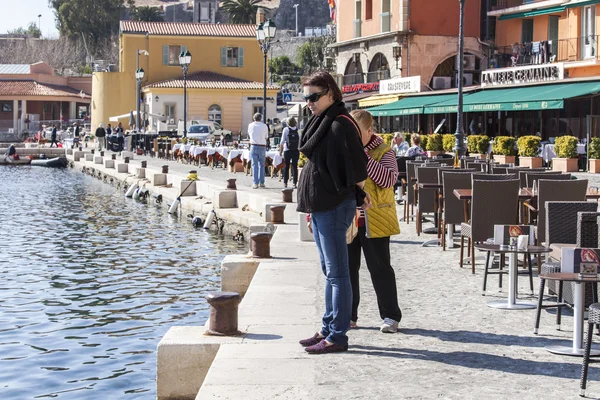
[475,244,550,310]
[541,273,600,356]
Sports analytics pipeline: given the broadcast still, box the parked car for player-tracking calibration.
[185,120,232,142]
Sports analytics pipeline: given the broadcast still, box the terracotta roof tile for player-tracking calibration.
[144,71,279,90]
[120,20,256,37]
[0,80,90,99]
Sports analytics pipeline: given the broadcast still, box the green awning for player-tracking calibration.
[566,0,600,9]
[423,81,600,114]
[368,93,458,117]
[498,5,566,20]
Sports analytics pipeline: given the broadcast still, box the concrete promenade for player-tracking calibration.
[63,146,600,399]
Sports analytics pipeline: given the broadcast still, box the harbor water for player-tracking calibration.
[0,166,243,399]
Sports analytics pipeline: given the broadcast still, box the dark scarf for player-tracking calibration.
[299,101,346,158]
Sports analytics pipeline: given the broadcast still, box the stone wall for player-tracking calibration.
[274,0,331,35]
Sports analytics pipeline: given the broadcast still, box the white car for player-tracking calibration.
[185,120,232,142]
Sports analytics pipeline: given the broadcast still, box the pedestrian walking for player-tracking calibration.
[116,122,124,152]
[95,123,106,151]
[348,109,402,333]
[297,70,370,354]
[279,117,300,188]
[50,124,58,148]
[247,113,269,189]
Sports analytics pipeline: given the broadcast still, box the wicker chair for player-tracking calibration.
[415,166,441,236]
[490,166,508,174]
[472,173,518,181]
[526,173,572,188]
[578,211,600,248]
[395,156,416,205]
[441,171,474,250]
[518,170,561,188]
[403,160,424,224]
[460,157,480,168]
[467,162,486,171]
[581,303,600,397]
[460,179,520,273]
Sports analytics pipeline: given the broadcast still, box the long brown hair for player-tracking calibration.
[302,70,343,102]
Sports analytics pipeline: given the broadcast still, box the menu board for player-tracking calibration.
[562,248,600,277]
[493,225,535,246]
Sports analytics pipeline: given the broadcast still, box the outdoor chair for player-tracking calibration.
[581,303,600,397]
[403,160,425,223]
[466,162,485,171]
[526,173,572,188]
[460,179,520,273]
[472,173,518,181]
[395,156,416,205]
[490,166,508,174]
[460,157,479,168]
[518,169,558,187]
[415,166,442,236]
[441,171,474,250]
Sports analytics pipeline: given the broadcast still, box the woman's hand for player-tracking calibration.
[361,192,373,210]
[306,214,313,233]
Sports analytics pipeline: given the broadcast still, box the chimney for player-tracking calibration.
[256,8,265,25]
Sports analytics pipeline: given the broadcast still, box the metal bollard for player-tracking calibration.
[79,146,83,151]
[251,232,273,258]
[111,154,116,160]
[100,151,105,157]
[227,178,237,190]
[91,149,95,155]
[281,188,293,203]
[162,165,169,174]
[270,205,286,224]
[124,156,130,164]
[205,292,242,336]
[141,160,147,168]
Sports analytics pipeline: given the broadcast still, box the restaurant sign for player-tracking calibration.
[342,82,379,94]
[371,107,422,117]
[379,76,421,95]
[482,63,564,87]
[424,100,564,114]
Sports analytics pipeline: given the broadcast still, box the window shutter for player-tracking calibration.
[163,45,169,65]
[238,47,244,67]
[221,47,227,67]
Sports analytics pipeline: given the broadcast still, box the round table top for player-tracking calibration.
[540,272,600,283]
[474,244,551,254]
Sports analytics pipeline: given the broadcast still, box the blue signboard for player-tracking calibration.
[283,93,292,103]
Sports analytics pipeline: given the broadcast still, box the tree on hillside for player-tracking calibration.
[269,55,301,84]
[7,22,42,38]
[296,35,335,75]
[48,0,134,46]
[131,6,163,22]
[220,0,264,24]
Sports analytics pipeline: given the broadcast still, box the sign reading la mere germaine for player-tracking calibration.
[482,63,565,87]
[379,76,421,95]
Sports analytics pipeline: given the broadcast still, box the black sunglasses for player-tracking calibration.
[304,90,329,103]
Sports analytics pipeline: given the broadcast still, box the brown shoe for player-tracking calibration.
[299,332,323,347]
[305,339,348,354]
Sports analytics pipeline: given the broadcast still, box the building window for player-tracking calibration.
[521,19,533,43]
[221,47,245,67]
[1,102,12,112]
[163,45,188,66]
[381,0,391,32]
[165,104,176,124]
[582,6,597,58]
[253,105,264,117]
[365,0,372,20]
[208,104,222,125]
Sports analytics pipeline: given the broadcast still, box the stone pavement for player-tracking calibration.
[90,147,600,399]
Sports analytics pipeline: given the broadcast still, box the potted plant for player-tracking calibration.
[492,136,517,164]
[588,137,600,173]
[442,134,455,154]
[467,135,490,159]
[516,135,542,168]
[426,133,444,157]
[552,135,579,172]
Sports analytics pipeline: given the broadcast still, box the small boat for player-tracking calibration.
[31,157,69,168]
[0,155,32,165]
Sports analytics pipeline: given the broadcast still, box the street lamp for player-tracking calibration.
[135,68,145,131]
[256,19,277,123]
[136,49,149,132]
[454,0,466,158]
[179,50,192,138]
[37,14,42,36]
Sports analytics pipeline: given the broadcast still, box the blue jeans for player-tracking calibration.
[250,145,266,185]
[311,197,357,346]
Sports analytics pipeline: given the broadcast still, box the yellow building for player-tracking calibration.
[91,20,279,134]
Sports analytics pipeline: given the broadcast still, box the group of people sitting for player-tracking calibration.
[391,132,427,157]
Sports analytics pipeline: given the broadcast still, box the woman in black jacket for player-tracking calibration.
[297,71,370,354]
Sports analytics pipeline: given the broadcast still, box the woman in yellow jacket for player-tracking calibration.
[348,110,402,333]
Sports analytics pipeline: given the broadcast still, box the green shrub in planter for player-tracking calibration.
[516,136,541,157]
[554,135,578,158]
[442,134,455,152]
[492,136,517,156]
[379,133,394,147]
[467,135,490,154]
[404,133,412,147]
[589,137,600,159]
[420,135,428,151]
[426,133,443,151]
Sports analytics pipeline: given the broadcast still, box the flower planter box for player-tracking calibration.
[493,155,516,164]
[519,156,543,169]
[427,151,443,157]
[469,153,487,159]
[590,159,600,173]
[552,158,578,172]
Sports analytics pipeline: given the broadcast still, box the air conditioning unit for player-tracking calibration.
[454,73,474,87]
[463,55,477,71]
[432,76,451,90]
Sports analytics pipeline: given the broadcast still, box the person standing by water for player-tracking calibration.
[116,122,124,152]
[247,113,269,189]
[297,71,370,354]
[95,123,106,151]
[279,117,300,189]
[348,109,402,333]
[50,124,58,148]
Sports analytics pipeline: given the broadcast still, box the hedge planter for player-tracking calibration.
[469,153,487,160]
[590,159,600,173]
[427,151,443,158]
[493,155,516,164]
[519,156,543,169]
[553,158,578,172]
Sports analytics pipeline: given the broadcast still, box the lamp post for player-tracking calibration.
[293,4,299,36]
[256,19,277,122]
[179,50,192,138]
[454,0,466,157]
[37,14,42,36]
[136,50,149,132]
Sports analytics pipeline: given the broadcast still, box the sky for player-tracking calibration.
[3,0,59,38]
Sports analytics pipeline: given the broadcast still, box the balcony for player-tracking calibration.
[343,73,365,86]
[489,36,600,69]
[490,0,561,13]
[366,69,390,83]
